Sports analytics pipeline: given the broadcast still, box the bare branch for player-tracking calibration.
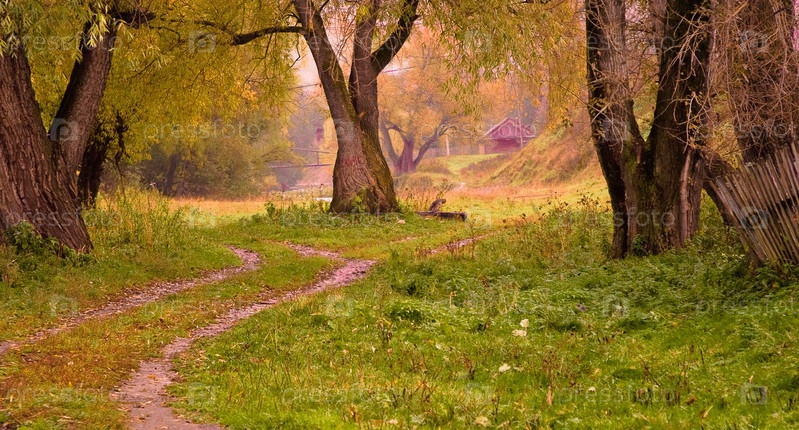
[370,0,420,73]
[414,120,453,165]
[194,20,305,45]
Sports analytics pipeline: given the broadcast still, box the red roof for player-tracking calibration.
[483,118,536,140]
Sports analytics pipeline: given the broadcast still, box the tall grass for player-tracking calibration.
[85,189,187,252]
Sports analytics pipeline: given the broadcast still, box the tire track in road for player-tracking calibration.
[0,247,261,356]
[115,244,374,430]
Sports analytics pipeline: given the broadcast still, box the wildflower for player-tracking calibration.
[475,416,490,427]
[520,318,529,328]
[577,303,586,311]
[512,329,527,337]
[498,363,511,373]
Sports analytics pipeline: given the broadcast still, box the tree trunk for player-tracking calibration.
[379,120,401,169]
[381,120,447,176]
[626,0,711,254]
[586,0,712,257]
[162,152,181,197]
[0,47,91,250]
[586,0,634,257]
[78,113,127,207]
[396,137,416,175]
[51,22,117,175]
[78,135,109,207]
[293,0,417,214]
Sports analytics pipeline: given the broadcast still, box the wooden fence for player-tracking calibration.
[715,143,799,266]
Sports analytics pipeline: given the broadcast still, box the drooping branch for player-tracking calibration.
[370,0,420,72]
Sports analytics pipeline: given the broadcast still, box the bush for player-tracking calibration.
[4,221,66,256]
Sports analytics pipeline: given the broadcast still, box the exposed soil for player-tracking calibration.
[114,244,374,430]
[0,247,261,356]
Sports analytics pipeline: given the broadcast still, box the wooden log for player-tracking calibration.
[415,211,468,221]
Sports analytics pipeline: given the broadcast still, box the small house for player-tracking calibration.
[481,118,537,154]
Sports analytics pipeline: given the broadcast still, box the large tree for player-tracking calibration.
[586,0,713,257]
[714,0,799,162]
[0,2,146,250]
[377,34,460,175]
[291,0,415,212]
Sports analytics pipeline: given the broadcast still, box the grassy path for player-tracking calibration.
[116,243,374,429]
[0,207,485,428]
[0,247,261,357]
[114,237,494,429]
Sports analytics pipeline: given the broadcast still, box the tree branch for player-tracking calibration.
[414,121,453,165]
[194,20,305,45]
[51,20,116,174]
[231,25,305,45]
[370,0,420,73]
[379,120,400,163]
[384,119,410,144]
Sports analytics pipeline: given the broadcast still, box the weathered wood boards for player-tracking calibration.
[715,143,799,266]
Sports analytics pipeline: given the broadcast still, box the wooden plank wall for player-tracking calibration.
[715,144,799,266]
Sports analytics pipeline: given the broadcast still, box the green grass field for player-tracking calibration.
[0,188,798,429]
[167,197,799,429]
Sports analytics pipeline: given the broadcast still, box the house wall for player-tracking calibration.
[487,138,523,153]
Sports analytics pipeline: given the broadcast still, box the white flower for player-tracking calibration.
[475,416,490,427]
[520,319,529,328]
[512,329,527,337]
[397,219,406,224]
[498,363,511,373]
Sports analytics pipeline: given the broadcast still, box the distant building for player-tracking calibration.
[481,118,537,154]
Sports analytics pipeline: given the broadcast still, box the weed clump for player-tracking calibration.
[5,221,68,257]
[85,189,188,251]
